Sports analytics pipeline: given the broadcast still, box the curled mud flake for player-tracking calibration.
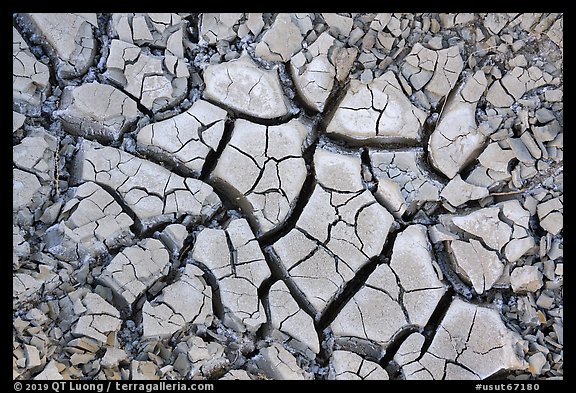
[142,264,213,339]
[72,292,122,344]
[13,27,50,116]
[203,53,290,119]
[402,298,527,380]
[537,197,563,236]
[255,343,313,380]
[13,127,57,228]
[446,239,504,295]
[510,266,543,293]
[44,182,134,263]
[428,70,488,179]
[98,238,171,315]
[370,149,443,218]
[487,66,555,108]
[326,71,427,144]
[55,83,140,143]
[22,13,97,78]
[440,175,488,208]
[401,44,464,106]
[105,39,187,112]
[110,13,186,51]
[199,13,243,45]
[451,207,512,252]
[289,32,351,112]
[136,99,227,177]
[255,13,310,63]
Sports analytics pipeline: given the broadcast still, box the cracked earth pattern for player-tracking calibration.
[13,13,563,380]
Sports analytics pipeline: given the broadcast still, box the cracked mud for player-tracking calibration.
[13,13,563,381]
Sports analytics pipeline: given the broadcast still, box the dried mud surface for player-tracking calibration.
[13,13,562,380]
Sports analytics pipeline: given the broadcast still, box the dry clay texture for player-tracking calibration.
[13,13,563,381]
